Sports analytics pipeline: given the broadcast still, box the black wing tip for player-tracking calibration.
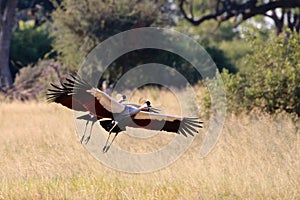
[47,73,93,102]
[184,117,203,123]
[177,117,203,136]
[46,75,74,103]
[67,74,93,92]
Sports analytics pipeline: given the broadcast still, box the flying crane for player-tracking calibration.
[47,75,202,152]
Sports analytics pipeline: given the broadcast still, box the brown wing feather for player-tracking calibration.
[47,83,86,111]
[131,111,203,136]
[47,75,114,119]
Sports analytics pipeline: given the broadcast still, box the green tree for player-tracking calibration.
[10,23,54,79]
[51,0,171,69]
[179,0,300,35]
[203,31,300,115]
[0,0,58,90]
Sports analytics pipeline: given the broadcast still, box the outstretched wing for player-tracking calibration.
[87,88,125,114]
[47,75,114,119]
[131,111,203,136]
[47,81,86,111]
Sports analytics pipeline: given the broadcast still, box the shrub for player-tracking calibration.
[203,32,300,116]
[8,59,65,101]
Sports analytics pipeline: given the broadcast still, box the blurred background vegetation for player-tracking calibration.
[0,0,299,116]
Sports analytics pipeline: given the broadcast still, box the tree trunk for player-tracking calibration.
[0,0,17,90]
[0,26,13,89]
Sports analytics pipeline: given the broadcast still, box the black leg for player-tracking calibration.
[80,119,89,143]
[102,133,112,152]
[84,119,96,144]
[103,121,118,153]
[103,132,119,153]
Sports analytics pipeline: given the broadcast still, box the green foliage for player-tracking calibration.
[203,32,300,115]
[219,39,252,72]
[10,24,54,78]
[51,0,171,69]
[204,44,237,73]
[102,48,202,85]
[176,20,240,73]
[51,0,240,83]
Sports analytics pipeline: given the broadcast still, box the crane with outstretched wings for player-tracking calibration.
[47,75,203,152]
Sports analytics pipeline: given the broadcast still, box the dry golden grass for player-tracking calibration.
[0,89,299,199]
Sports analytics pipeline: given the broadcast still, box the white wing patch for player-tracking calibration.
[87,88,125,113]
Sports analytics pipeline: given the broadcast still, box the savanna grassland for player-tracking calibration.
[0,88,299,199]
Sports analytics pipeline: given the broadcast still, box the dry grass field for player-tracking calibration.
[0,88,299,199]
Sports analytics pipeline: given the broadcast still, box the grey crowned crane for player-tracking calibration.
[48,75,160,145]
[116,95,161,113]
[47,75,203,153]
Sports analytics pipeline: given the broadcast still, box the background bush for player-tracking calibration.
[8,59,64,101]
[203,32,300,116]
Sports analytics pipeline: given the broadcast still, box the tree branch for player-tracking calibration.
[179,0,225,25]
[179,0,300,26]
[242,0,300,21]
